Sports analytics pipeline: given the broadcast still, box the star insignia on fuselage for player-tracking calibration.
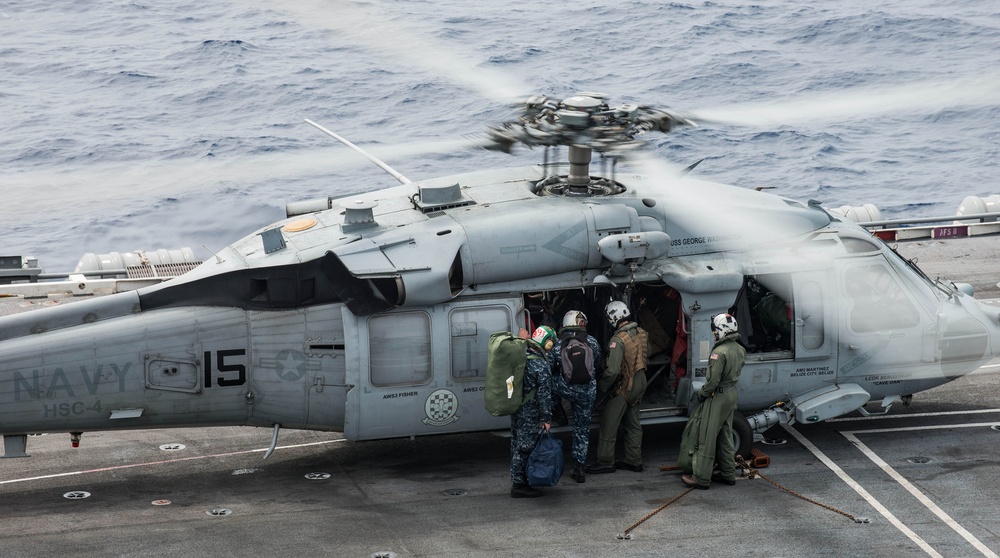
[260,349,320,381]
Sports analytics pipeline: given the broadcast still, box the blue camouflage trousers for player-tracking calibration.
[552,375,597,464]
[510,399,542,485]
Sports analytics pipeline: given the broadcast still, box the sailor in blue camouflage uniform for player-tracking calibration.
[510,325,555,498]
[549,310,602,484]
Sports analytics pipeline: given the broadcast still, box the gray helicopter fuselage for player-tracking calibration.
[2,164,998,450]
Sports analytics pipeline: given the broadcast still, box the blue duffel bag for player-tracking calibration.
[526,430,565,487]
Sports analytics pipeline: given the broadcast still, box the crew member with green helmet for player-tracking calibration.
[510,325,555,498]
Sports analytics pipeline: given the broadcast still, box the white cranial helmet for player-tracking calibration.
[711,313,739,340]
[605,301,630,325]
[562,310,588,328]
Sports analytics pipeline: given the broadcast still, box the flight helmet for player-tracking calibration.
[711,313,739,341]
[531,325,557,352]
[605,301,630,326]
[562,310,588,329]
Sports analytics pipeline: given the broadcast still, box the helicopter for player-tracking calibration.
[2,84,1000,462]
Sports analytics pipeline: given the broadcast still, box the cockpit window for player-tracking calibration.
[840,237,881,254]
[845,264,920,332]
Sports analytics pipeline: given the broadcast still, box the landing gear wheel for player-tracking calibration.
[732,412,754,459]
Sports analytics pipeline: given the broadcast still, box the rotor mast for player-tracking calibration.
[567,145,591,188]
[561,95,602,190]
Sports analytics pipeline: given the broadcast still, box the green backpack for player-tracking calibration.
[484,331,538,416]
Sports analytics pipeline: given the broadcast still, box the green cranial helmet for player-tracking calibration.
[531,325,557,351]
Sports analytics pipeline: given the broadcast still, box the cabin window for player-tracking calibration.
[845,264,920,332]
[449,306,512,381]
[368,312,432,386]
[733,275,793,354]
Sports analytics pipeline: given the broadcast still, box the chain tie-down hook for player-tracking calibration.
[736,455,870,524]
[617,487,695,540]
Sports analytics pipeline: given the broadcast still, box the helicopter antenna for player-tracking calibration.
[679,158,703,177]
[305,118,412,185]
[202,244,224,264]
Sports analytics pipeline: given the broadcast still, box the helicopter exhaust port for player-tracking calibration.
[744,405,793,433]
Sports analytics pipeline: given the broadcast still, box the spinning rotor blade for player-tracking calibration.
[689,74,1000,127]
[342,135,493,163]
[8,136,491,209]
[245,0,529,102]
[631,156,830,251]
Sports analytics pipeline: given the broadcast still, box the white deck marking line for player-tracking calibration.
[0,438,346,485]
[780,423,943,558]
[848,421,1000,435]
[843,424,999,558]
[830,409,1000,423]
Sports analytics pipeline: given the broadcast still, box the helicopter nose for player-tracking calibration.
[982,303,1000,358]
[936,298,1000,380]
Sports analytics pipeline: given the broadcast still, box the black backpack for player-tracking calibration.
[560,331,595,385]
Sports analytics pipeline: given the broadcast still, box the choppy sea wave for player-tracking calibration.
[1,0,998,271]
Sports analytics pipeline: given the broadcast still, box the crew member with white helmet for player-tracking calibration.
[681,313,746,489]
[585,300,649,474]
[549,310,602,483]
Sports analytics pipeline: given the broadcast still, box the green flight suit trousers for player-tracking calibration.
[595,394,642,466]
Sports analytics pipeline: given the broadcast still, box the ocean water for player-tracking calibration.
[1,0,998,272]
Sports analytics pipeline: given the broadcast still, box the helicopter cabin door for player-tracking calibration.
[792,270,834,361]
[343,296,520,441]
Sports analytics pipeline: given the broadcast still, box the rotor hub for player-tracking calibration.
[485,93,692,155]
[484,93,695,197]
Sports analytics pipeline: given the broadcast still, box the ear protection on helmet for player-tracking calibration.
[711,313,738,340]
[562,310,587,329]
[605,301,630,325]
[531,325,557,351]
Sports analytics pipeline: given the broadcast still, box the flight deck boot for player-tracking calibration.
[510,483,542,498]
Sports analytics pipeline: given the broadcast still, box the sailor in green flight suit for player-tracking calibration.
[585,300,649,474]
[681,313,746,489]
